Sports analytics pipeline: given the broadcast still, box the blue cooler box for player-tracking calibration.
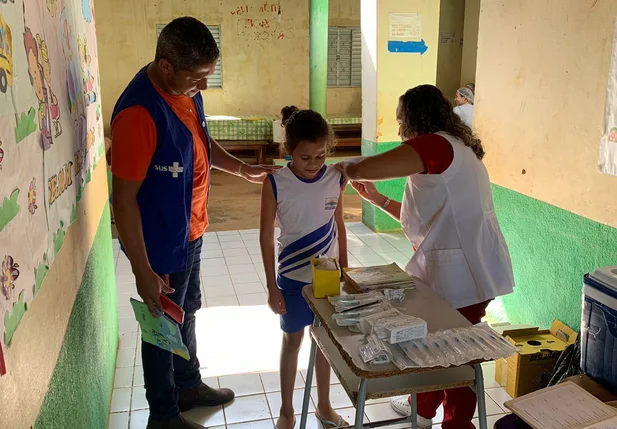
[582,267,617,393]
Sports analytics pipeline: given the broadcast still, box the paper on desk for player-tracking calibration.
[505,382,617,429]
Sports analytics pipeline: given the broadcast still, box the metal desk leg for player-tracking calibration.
[474,364,488,429]
[355,379,368,429]
[300,320,320,429]
[411,394,418,429]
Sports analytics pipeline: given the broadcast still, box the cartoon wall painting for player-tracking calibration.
[0,14,14,94]
[0,139,3,170]
[78,36,96,106]
[39,36,61,138]
[82,0,93,23]
[24,28,52,150]
[46,0,58,17]
[61,10,82,116]
[1,255,19,301]
[28,178,37,214]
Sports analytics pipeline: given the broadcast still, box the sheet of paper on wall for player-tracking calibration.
[598,19,617,176]
[504,382,617,429]
[389,13,422,39]
[130,299,190,360]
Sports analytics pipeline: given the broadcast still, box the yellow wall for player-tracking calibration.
[0,163,109,428]
[475,0,617,227]
[460,0,479,87]
[436,0,465,102]
[375,0,441,142]
[96,0,361,127]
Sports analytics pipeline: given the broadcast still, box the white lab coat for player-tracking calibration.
[453,103,474,127]
[401,132,514,309]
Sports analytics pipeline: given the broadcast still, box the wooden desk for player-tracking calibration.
[299,281,491,429]
[218,140,269,164]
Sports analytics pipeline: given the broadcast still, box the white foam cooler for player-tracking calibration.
[581,266,617,393]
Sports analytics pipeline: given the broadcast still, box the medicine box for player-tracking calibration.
[311,258,341,299]
[494,320,577,398]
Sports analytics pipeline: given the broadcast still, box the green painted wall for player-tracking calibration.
[35,205,118,429]
[309,0,329,115]
[361,139,406,232]
[488,185,617,331]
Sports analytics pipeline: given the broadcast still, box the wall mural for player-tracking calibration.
[0,0,104,373]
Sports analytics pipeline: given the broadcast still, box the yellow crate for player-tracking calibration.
[311,258,341,298]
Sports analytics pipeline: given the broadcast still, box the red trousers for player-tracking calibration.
[413,300,492,429]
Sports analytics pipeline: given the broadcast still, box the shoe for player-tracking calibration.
[390,397,433,428]
[178,382,235,411]
[146,414,206,429]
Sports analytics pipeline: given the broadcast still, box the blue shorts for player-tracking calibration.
[278,275,314,334]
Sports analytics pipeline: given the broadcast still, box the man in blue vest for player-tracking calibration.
[111,17,276,429]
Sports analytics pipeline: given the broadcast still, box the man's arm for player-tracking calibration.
[210,137,279,184]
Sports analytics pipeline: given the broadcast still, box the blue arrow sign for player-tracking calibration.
[388,39,428,55]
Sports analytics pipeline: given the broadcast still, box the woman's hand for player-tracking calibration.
[267,288,287,315]
[240,164,282,184]
[351,181,385,206]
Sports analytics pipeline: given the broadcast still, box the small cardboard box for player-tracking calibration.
[311,258,340,298]
[494,320,577,398]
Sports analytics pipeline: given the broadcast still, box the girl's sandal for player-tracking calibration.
[315,414,348,429]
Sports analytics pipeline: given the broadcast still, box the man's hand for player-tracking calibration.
[240,164,282,184]
[134,267,175,317]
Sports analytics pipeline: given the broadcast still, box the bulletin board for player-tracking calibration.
[0,0,104,369]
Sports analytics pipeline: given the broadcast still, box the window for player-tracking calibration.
[156,24,223,89]
[327,27,361,88]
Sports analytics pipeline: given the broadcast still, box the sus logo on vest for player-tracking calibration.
[155,162,184,178]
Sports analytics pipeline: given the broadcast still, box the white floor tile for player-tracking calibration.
[203,285,236,299]
[206,295,239,307]
[243,239,260,247]
[354,254,386,266]
[201,249,224,259]
[133,367,144,387]
[118,318,139,335]
[260,371,304,393]
[217,230,241,236]
[267,389,315,417]
[129,409,149,429]
[234,282,266,295]
[108,412,129,429]
[239,228,260,235]
[336,407,369,424]
[202,234,220,243]
[219,373,265,397]
[224,394,272,424]
[481,363,501,389]
[247,246,262,256]
[226,255,254,266]
[221,241,249,250]
[183,405,226,427]
[116,273,137,285]
[228,419,275,429]
[238,293,267,306]
[116,348,136,368]
[114,366,134,389]
[219,234,244,243]
[118,332,138,350]
[251,254,264,265]
[486,387,512,412]
[232,272,262,284]
[201,264,229,277]
[131,385,149,410]
[474,393,505,417]
[300,370,317,388]
[202,274,233,287]
[110,388,132,413]
[229,264,258,275]
[223,248,250,258]
[118,305,134,319]
[201,258,226,268]
[115,263,134,276]
[365,402,408,428]
[310,384,352,410]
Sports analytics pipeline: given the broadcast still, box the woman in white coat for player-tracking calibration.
[337,85,514,429]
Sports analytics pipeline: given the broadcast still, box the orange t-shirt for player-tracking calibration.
[111,89,210,241]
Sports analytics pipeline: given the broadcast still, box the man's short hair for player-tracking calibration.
[155,17,219,72]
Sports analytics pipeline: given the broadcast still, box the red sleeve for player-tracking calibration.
[404,134,454,174]
[111,106,157,181]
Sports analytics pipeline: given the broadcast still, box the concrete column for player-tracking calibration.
[309,0,328,115]
[361,0,441,232]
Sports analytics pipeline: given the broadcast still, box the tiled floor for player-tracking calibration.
[109,223,510,428]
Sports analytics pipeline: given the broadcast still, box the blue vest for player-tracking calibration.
[111,65,211,274]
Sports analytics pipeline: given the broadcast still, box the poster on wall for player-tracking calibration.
[599,21,617,176]
[0,0,104,373]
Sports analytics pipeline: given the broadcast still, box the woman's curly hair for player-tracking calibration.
[399,85,485,160]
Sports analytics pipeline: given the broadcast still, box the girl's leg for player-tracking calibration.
[277,330,304,429]
[315,348,346,425]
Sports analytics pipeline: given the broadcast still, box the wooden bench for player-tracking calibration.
[218,140,269,164]
[331,123,361,149]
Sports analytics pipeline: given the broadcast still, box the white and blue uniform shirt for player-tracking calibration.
[269,164,344,290]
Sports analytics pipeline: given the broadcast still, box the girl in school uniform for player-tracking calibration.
[337,85,514,429]
[260,106,348,429]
